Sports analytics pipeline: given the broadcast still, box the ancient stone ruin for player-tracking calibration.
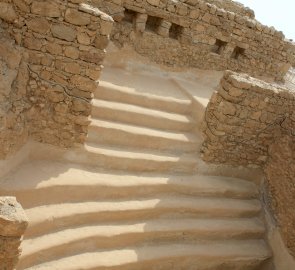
[0,0,294,269]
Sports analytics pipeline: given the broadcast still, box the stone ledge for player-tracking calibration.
[79,3,114,22]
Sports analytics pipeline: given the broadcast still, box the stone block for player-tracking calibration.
[51,24,77,42]
[0,3,17,23]
[31,2,61,17]
[65,8,91,26]
[0,197,28,238]
[26,17,51,34]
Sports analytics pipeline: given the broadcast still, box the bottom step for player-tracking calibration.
[24,241,271,270]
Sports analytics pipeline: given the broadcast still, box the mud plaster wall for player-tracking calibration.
[91,0,295,80]
[0,1,113,158]
[202,71,295,258]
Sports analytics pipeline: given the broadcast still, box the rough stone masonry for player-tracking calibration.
[0,0,113,159]
[0,197,28,270]
[91,0,295,80]
[202,71,295,257]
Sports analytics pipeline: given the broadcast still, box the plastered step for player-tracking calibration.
[22,240,271,270]
[0,162,259,208]
[24,196,262,238]
[91,99,195,132]
[96,80,192,115]
[19,218,265,268]
[87,118,201,153]
[64,143,198,173]
[19,218,266,269]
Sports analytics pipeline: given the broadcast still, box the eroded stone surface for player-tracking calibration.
[0,197,28,237]
[90,0,295,80]
[0,1,113,158]
[202,71,295,167]
[202,71,295,261]
[264,136,295,258]
[0,197,28,270]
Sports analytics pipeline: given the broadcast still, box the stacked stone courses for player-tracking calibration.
[202,71,295,258]
[202,71,295,167]
[92,0,295,80]
[202,0,255,18]
[0,0,113,158]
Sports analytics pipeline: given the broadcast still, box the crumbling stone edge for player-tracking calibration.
[0,197,28,270]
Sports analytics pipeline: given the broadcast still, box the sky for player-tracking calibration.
[237,0,295,41]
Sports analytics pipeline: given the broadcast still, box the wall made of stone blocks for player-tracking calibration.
[0,1,113,157]
[0,28,29,159]
[202,71,295,260]
[202,0,255,18]
[264,136,295,258]
[201,71,295,167]
[92,0,295,80]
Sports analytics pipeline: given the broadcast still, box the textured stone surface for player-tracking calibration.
[0,0,113,157]
[203,0,255,18]
[90,0,295,80]
[0,32,28,159]
[201,71,295,260]
[0,3,17,22]
[0,197,28,270]
[264,136,295,258]
[201,71,295,167]
[31,2,61,17]
[0,197,28,237]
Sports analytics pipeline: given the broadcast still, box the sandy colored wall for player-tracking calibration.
[203,0,255,18]
[0,28,29,159]
[91,0,295,80]
[264,135,295,258]
[0,1,113,158]
[202,71,295,263]
[202,71,295,167]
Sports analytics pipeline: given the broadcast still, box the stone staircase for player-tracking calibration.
[0,70,272,269]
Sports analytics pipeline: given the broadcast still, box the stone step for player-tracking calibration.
[64,143,198,173]
[0,162,259,208]
[96,80,192,115]
[87,118,201,153]
[91,99,195,132]
[24,196,261,238]
[22,240,271,270]
[19,218,265,269]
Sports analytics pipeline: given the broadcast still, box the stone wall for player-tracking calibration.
[0,197,28,270]
[201,71,295,167]
[91,0,295,80]
[0,27,29,159]
[203,0,255,18]
[0,1,113,158]
[264,136,295,258]
[201,72,295,259]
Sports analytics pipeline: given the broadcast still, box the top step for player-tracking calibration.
[96,81,192,115]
